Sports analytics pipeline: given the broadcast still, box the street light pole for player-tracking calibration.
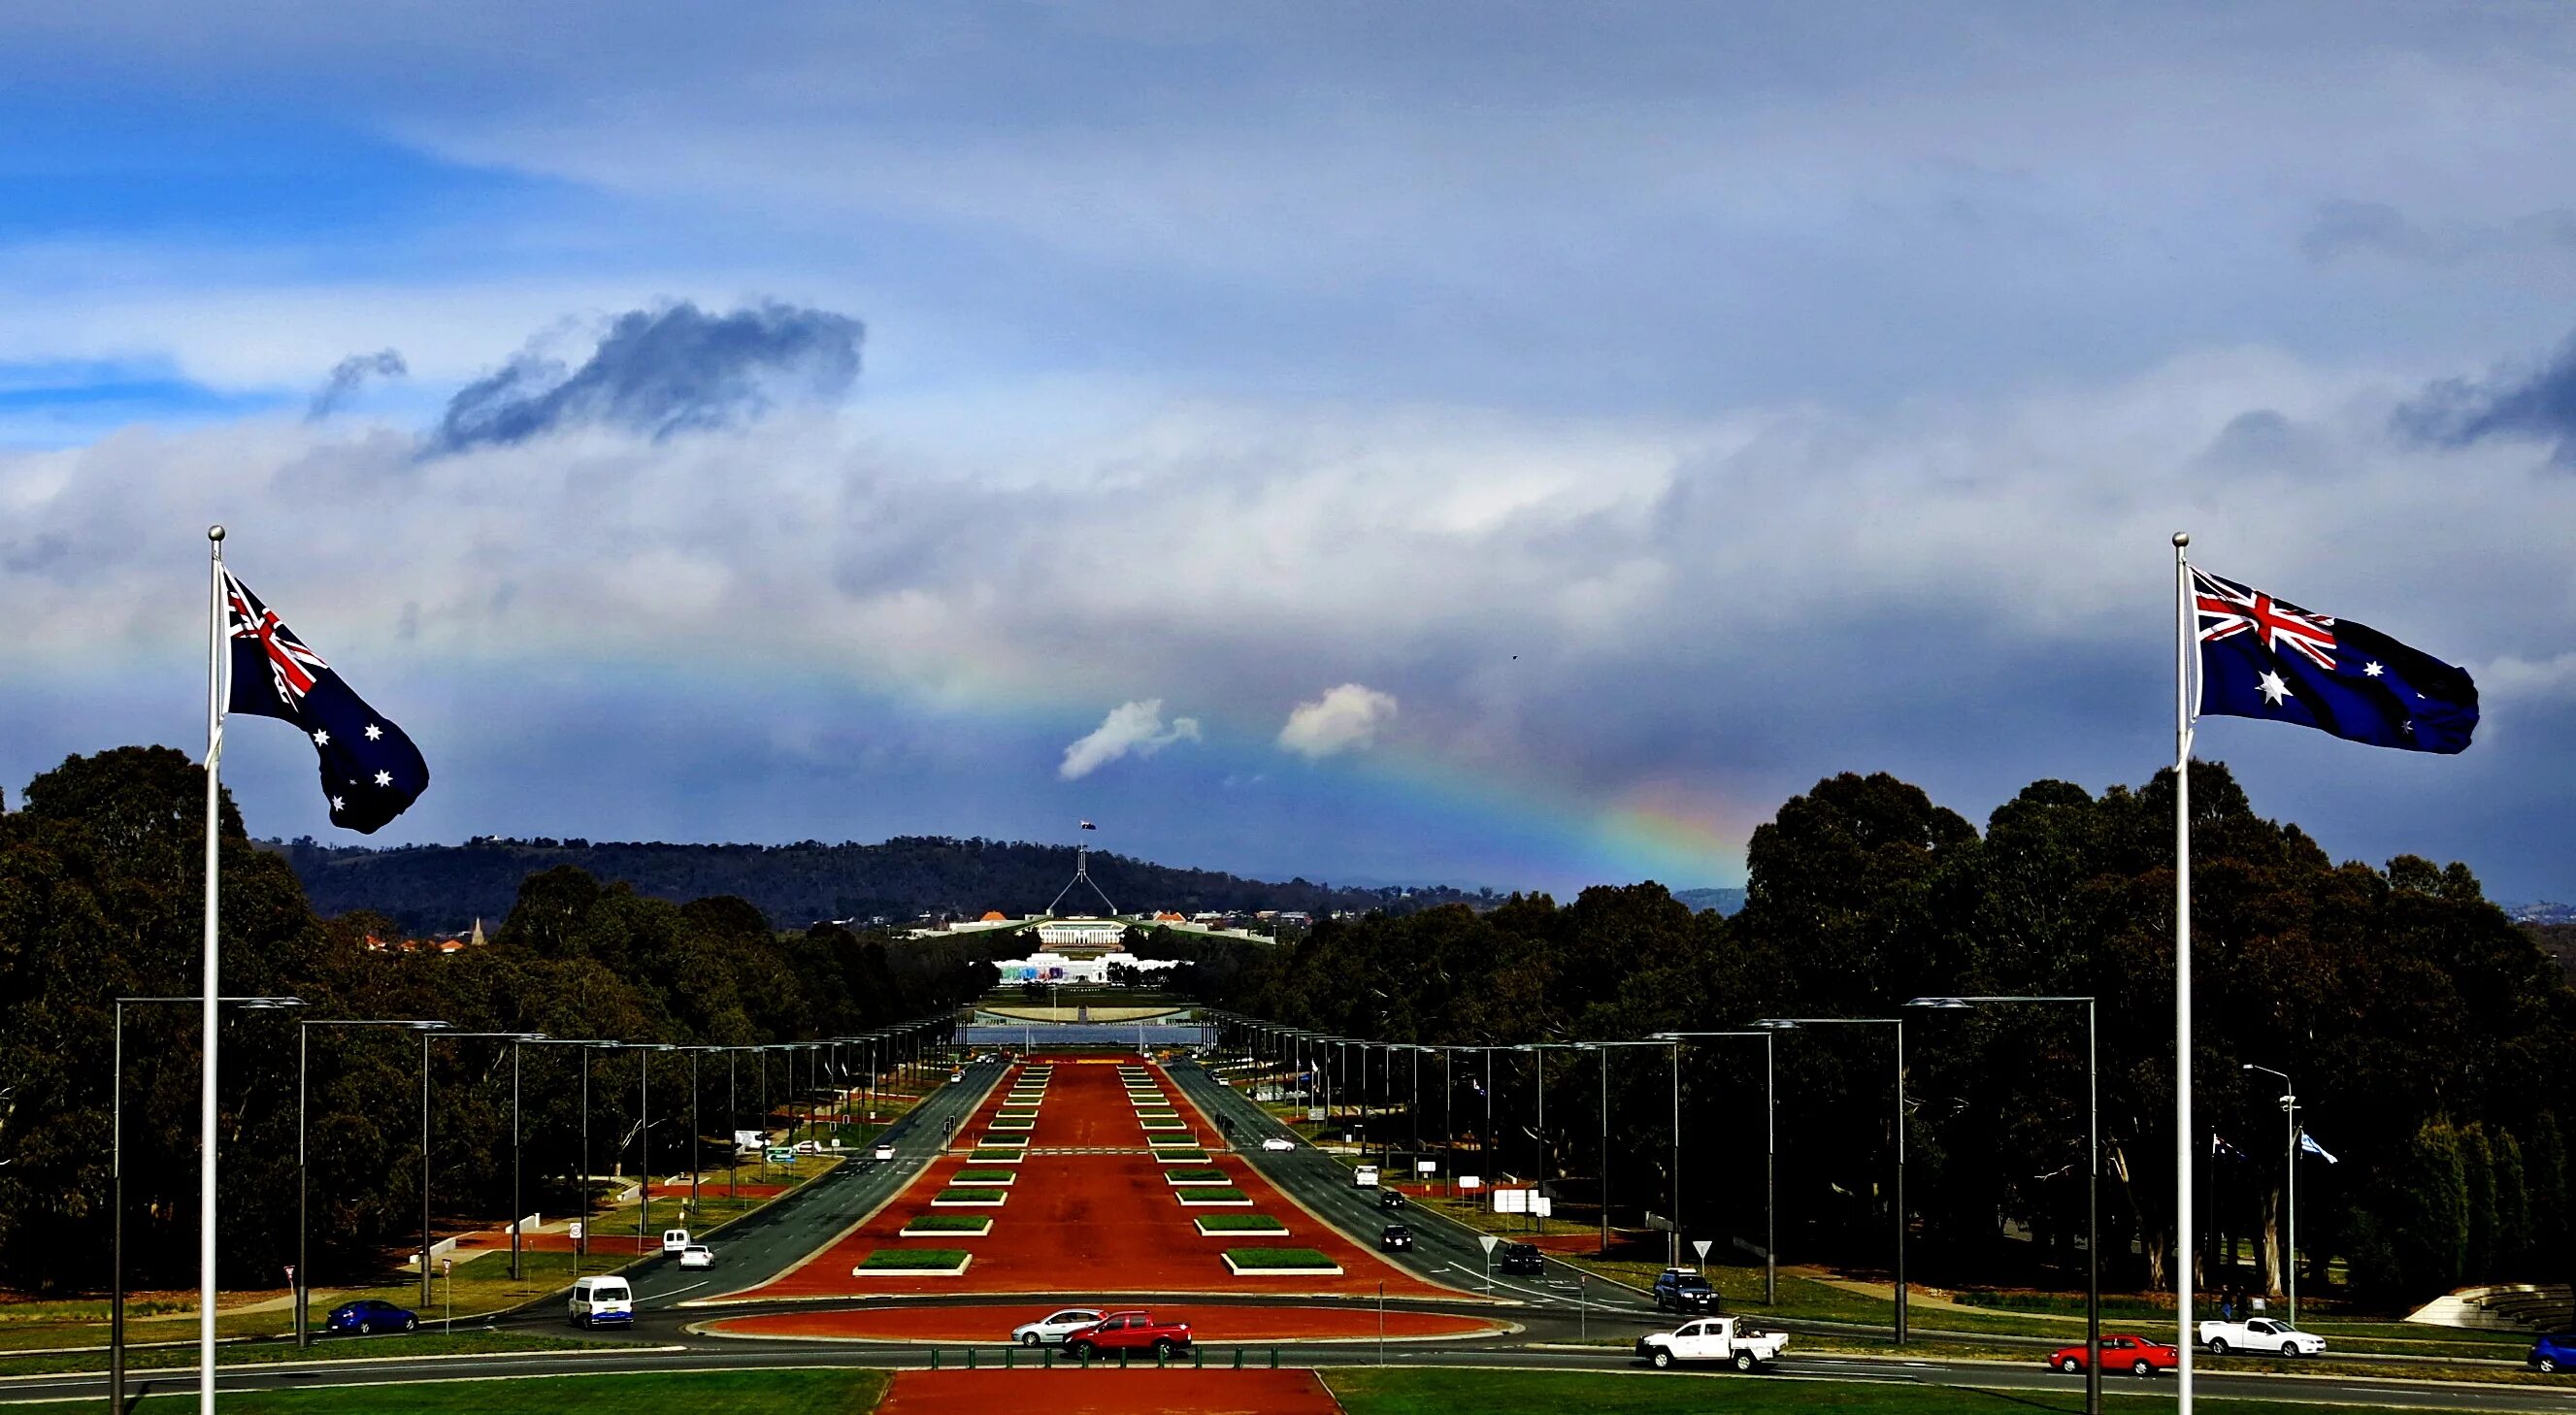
[1910,996,2099,1415]
[2245,1063,2298,1327]
[295,1016,444,1346]
[115,995,301,1407]
[1760,1017,1907,1343]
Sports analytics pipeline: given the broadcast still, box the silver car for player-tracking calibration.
[1012,1307,1104,1346]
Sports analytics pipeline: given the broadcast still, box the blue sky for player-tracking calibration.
[7,3,2576,900]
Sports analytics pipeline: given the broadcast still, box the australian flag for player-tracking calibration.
[223,570,429,833]
[2194,568,2477,753]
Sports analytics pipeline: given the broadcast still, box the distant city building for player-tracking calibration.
[1035,917,1126,950]
[991,949,1177,984]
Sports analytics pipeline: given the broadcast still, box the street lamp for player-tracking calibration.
[296,1016,446,1345]
[1911,995,2098,1415]
[113,995,300,1408]
[422,1032,547,1307]
[1515,1042,1593,1233]
[1759,1016,1909,1344]
[2243,1063,2300,1327]
[1585,1041,1672,1257]
[1652,1030,1777,1301]
[605,1043,678,1251]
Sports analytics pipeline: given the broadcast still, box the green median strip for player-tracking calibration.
[1222,1246,1341,1275]
[1193,1213,1290,1234]
[1176,1187,1252,1206]
[931,1187,1008,1206]
[951,1168,1016,1184]
[89,1368,892,1413]
[967,1149,1023,1164]
[854,1248,972,1275]
[899,1214,993,1236]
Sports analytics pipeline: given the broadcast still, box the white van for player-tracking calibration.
[660,1228,690,1255]
[568,1275,633,1328]
[1353,1164,1381,1188]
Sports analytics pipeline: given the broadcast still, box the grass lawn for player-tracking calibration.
[0,1331,613,1378]
[1322,1367,2400,1415]
[857,1249,970,1270]
[1222,1247,1337,1269]
[132,1367,889,1412]
[1194,1214,1290,1232]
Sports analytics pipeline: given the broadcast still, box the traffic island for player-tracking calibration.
[931,1188,1009,1207]
[1153,1149,1211,1164]
[854,1248,972,1276]
[1176,1187,1253,1207]
[901,1215,995,1237]
[1139,1118,1187,1132]
[977,1135,1027,1148]
[966,1148,1024,1164]
[950,1168,1017,1186]
[1222,1247,1342,1276]
[1166,1168,1236,1187]
[1194,1214,1290,1236]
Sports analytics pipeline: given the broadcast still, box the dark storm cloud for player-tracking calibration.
[2396,329,2576,469]
[306,348,408,420]
[429,301,861,453]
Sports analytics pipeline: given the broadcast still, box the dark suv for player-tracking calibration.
[1652,1267,1720,1312]
[1498,1241,1544,1275]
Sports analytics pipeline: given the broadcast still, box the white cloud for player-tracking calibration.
[1059,698,1201,779]
[1278,684,1400,759]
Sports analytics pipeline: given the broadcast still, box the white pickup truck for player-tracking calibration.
[2196,1316,2325,1356]
[1635,1315,1788,1371]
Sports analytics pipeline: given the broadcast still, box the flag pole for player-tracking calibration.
[200,524,226,1415]
[2172,530,2195,1414]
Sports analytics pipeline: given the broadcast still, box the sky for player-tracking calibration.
[7,2,2576,900]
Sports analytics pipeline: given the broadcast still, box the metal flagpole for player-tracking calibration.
[199,524,226,1415]
[2173,530,2196,1413]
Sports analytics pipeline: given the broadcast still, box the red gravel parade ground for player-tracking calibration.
[875,1368,1344,1415]
[735,1054,1457,1301]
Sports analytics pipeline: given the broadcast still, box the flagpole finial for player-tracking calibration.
[2172,531,2189,547]
[208,524,226,543]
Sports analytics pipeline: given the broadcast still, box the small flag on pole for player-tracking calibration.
[2299,1132,2339,1165]
[223,571,429,833]
[2193,568,2478,752]
[1079,819,1097,830]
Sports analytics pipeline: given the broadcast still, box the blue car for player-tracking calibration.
[323,1299,418,1336]
[2532,1333,2576,1373]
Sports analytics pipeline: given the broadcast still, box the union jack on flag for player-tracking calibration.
[2190,566,2477,754]
[221,569,430,833]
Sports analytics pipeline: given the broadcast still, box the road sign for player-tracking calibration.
[568,1221,583,1240]
[1693,1238,1713,1265]
[441,1257,453,1275]
[1459,1174,1483,1190]
[283,1265,295,1283]
[1415,1160,1437,1175]
[767,1146,796,1165]
[1477,1234,1500,1254]
[1531,1196,1554,1217]
[1492,1188,1530,1213]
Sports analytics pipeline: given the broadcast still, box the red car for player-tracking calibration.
[1063,1310,1193,1360]
[2047,1333,2179,1376]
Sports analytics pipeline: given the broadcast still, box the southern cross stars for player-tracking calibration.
[373,770,393,787]
[364,723,382,740]
[2257,670,2291,706]
[312,729,329,745]
[2363,661,2385,677]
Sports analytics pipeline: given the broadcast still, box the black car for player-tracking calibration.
[1498,1241,1544,1275]
[1652,1267,1720,1311]
[1377,1187,1407,1209]
[1379,1224,1414,1251]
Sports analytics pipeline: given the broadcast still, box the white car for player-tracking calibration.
[677,1243,714,1269]
[1261,1136,1296,1152]
[2196,1317,2325,1357]
[1011,1307,1105,1346]
[874,1142,896,1162]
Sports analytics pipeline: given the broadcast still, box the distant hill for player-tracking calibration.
[264,835,1499,935]
[1673,887,1745,915]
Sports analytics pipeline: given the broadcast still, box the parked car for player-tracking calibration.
[1635,1315,1787,1372]
[1261,1136,1296,1151]
[323,1299,417,1336]
[1010,1307,1105,1346]
[567,1275,634,1329]
[1380,1224,1414,1251]
[1063,1310,1193,1360]
[2047,1333,2179,1375]
[2196,1316,2324,1356]
[1377,1188,1407,1209]
[2531,1333,2576,1373]
[1652,1267,1720,1312]
[660,1228,691,1255]
[677,1243,714,1269]
[1498,1241,1544,1275]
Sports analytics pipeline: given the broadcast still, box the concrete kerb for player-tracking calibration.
[0,1342,691,1388]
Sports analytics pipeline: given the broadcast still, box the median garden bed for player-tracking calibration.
[1175,1187,1253,1207]
[1193,1213,1290,1235]
[931,1188,1009,1207]
[977,1135,1027,1148]
[1166,1168,1235,1187]
[951,1168,1017,1185]
[854,1248,973,1275]
[967,1148,1023,1164]
[900,1214,994,1237]
[1153,1148,1210,1164]
[1221,1247,1342,1276]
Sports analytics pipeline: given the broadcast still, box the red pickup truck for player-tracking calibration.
[1063,1310,1193,1359]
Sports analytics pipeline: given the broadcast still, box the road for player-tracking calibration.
[14,1051,2576,1412]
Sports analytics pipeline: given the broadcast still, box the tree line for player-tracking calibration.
[0,747,998,1295]
[1150,762,2576,1308]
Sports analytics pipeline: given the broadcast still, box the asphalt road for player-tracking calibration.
[16,1051,2576,1412]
